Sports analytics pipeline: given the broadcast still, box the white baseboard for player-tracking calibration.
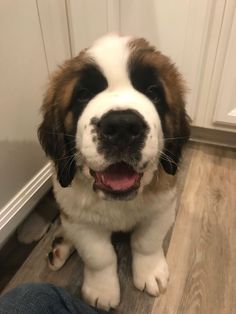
[0,162,52,247]
[191,126,236,148]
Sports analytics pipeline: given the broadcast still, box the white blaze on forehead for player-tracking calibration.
[110,91,135,105]
[87,34,131,89]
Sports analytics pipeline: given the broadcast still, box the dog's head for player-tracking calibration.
[38,34,190,200]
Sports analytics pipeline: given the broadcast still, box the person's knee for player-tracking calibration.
[0,283,66,314]
[0,283,109,314]
[7,282,60,303]
[15,282,57,296]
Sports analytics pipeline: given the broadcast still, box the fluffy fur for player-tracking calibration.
[38,34,190,310]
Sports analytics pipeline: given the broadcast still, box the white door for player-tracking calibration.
[0,1,49,208]
[212,5,236,127]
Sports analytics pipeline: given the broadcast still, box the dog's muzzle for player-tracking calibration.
[89,109,149,199]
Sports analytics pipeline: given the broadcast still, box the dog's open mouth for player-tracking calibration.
[91,162,142,195]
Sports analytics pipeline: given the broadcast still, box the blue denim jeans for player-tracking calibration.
[0,283,110,314]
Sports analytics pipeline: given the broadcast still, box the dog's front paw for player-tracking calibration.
[82,266,120,310]
[47,236,74,271]
[132,252,169,297]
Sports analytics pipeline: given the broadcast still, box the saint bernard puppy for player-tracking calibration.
[38,34,190,310]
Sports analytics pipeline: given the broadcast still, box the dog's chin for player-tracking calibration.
[90,162,143,201]
[95,188,138,201]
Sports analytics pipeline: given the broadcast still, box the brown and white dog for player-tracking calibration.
[38,34,190,310]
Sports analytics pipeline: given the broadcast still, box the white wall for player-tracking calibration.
[0,1,50,209]
[0,0,71,246]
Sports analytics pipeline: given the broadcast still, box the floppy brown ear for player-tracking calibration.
[159,71,191,175]
[38,106,76,187]
[127,38,190,175]
[38,68,77,187]
[160,105,190,175]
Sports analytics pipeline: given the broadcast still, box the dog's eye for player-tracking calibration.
[146,85,160,103]
[76,88,92,102]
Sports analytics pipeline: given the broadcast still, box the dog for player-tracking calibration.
[38,34,190,310]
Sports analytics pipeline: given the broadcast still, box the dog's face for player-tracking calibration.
[38,34,190,200]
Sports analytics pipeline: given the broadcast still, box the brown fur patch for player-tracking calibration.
[41,50,92,114]
[128,37,190,174]
[128,37,189,126]
[64,112,74,132]
[59,77,78,109]
[128,37,187,108]
[128,37,156,52]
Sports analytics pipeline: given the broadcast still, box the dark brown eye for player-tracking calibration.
[77,88,92,102]
[146,85,160,103]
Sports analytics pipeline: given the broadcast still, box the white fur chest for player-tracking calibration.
[53,173,176,232]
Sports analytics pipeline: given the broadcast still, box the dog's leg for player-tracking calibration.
[67,224,120,310]
[131,196,176,297]
[48,228,75,271]
[62,220,120,310]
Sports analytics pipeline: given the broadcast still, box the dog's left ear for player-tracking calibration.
[38,104,76,187]
[38,64,78,187]
[159,73,191,175]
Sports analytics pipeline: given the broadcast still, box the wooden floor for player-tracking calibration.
[2,143,236,314]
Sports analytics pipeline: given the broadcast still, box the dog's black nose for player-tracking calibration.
[99,110,146,144]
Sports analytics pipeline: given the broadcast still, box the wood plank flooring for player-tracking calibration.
[2,143,236,314]
[152,143,236,314]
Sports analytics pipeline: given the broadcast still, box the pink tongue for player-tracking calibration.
[98,163,139,191]
[103,173,138,190]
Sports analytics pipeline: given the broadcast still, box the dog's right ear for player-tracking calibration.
[38,68,78,187]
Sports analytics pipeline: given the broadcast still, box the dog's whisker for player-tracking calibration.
[42,131,76,139]
[67,156,76,180]
[53,153,76,161]
[161,148,178,160]
[59,152,78,178]
[159,150,178,167]
[160,136,188,141]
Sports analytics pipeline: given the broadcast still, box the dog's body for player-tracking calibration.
[38,34,190,310]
